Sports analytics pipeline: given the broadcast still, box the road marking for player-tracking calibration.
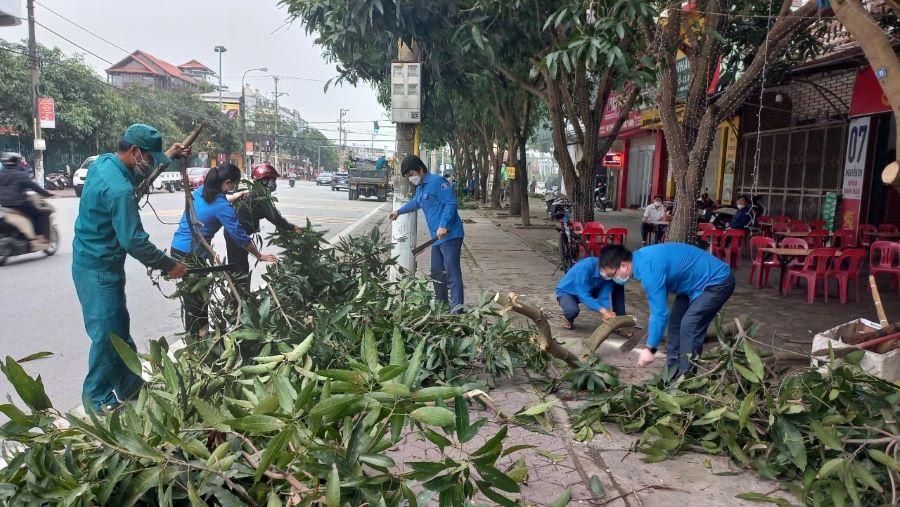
[329,203,388,245]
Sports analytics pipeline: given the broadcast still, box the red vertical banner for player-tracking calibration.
[840,116,872,231]
[38,97,55,129]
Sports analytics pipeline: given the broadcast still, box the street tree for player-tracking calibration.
[645,0,820,242]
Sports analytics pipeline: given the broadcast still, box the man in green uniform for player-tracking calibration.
[73,124,189,411]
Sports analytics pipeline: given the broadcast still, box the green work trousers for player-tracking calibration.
[72,267,144,410]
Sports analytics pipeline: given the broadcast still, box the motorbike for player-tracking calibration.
[45,172,70,190]
[0,193,59,265]
[289,176,296,188]
[545,186,561,219]
[594,183,607,211]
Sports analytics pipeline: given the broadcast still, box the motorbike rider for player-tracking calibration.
[288,170,297,188]
[224,162,302,290]
[0,152,54,243]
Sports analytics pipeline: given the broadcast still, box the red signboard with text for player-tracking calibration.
[38,97,55,129]
[603,152,624,167]
[599,91,642,137]
[849,66,892,118]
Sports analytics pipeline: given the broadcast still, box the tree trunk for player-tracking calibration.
[516,131,531,226]
[832,0,900,160]
[507,133,522,216]
[490,142,502,209]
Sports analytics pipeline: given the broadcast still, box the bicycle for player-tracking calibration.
[549,198,583,273]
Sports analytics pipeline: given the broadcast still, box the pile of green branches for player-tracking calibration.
[0,227,562,506]
[572,325,900,506]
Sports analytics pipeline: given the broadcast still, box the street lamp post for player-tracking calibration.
[214,46,227,110]
[241,66,267,174]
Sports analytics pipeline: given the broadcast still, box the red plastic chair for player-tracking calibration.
[780,237,809,268]
[870,241,900,295]
[831,229,857,250]
[809,219,827,231]
[757,216,773,238]
[784,248,836,303]
[722,229,746,268]
[605,227,628,246]
[700,229,726,258]
[772,216,792,225]
[789,220,811,233]
[579,223,605,258]
[698,222,716,231]
[859,224,877,249]
[878,224,898,233]
[806,230,828,248]
[779,237,809,249]
[773,223,790,236]
[749,236,779,288]
[571,220,584,233]
[825,249,867,304]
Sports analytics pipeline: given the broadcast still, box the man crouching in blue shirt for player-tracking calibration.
[598,244,735,376]
[390,155,465,313]
[555,256,625,329]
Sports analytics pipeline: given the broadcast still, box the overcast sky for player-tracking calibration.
[0,0,395,150]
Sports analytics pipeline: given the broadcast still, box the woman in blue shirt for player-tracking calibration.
[171,163,278,339]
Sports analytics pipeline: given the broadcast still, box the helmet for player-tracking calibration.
[251,163,279,181]
[1,152,22,169]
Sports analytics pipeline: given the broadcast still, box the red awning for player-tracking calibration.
[849,66,892,117]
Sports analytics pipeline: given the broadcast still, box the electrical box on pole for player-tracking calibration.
[390,62,422,124]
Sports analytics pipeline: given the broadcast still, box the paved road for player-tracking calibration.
[0,181,385,413]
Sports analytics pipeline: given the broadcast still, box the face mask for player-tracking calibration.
[267,180,277,192]
[654,202,662,208]
[408,174,421,186]
[613,275,630,285]
[737,204,746,210]
[132,150,151,176]
[600,272,612,281]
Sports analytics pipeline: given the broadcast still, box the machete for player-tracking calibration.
[412,237,437,255]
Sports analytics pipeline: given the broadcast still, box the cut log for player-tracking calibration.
[582,316,638,359]
[841,320,900,345]
[883,161,900,194]
[492,292,582,368]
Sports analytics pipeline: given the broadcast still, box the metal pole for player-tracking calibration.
[27,0,43,189]
[240,67,266,175]
[273,76,280,174]
[317,145,321,174]
[214,46,226,111]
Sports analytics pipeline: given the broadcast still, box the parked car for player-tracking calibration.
[187,167,210,189]
[72,156,98,197]
[534,181,547,197]
[316,172,334,186]
[332,172,349,191]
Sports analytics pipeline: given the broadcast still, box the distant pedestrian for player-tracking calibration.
[529,179,536,197]
[598,243,735,377]
[389,155,465,313]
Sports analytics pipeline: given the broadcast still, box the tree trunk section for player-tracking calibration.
[517,134,531,226]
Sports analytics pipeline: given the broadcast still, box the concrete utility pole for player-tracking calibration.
[338,108,349,166]
[26,0,43,188]
[390,41,421,279]
[240,67,266,174]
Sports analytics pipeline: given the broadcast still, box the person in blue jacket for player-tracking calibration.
[555,256,625,329]
[171,163,278,339]
[389,155,465,312]
[598,243,735,376]
[728,195,752,230]
[72,124,190,412]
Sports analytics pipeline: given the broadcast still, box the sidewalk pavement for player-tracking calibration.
[377,207,796,506]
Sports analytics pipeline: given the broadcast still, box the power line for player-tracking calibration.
[30,18,114,65]
[34,1,130,54]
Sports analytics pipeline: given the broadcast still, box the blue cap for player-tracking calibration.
[123,124,171,165]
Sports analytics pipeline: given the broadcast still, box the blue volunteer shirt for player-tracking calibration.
[555,257,614,312]
[633,243,732,348]
[171,185,252,254]
[397,172,464,246]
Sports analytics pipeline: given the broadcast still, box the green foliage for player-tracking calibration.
[573,333,900,506]
[0,228,553,505]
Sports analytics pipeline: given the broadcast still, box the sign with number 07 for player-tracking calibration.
[841,117,871,200]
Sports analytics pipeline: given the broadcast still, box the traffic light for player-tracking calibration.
[373,121,380,134]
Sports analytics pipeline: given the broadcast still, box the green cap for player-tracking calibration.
[123,124,171,165]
